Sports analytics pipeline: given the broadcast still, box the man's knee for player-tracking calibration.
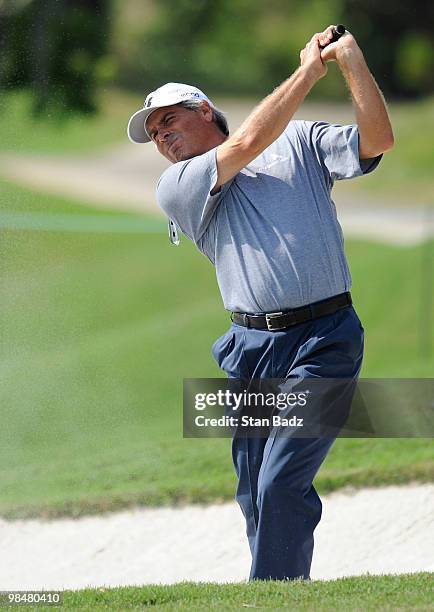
[257,437,335,497]
[257,474,320,514]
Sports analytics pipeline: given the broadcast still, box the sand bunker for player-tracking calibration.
[1,484,432,590]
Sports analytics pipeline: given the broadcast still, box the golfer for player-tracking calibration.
[127,25,393,581]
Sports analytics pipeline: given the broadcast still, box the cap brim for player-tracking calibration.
[127,107,157,144]
[127,93,216,144]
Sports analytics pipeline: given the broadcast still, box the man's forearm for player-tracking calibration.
[233,65,319,156]
[213,28,328,191]
[337,47,394,158]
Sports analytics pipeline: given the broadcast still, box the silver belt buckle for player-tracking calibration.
[265,311,283,331]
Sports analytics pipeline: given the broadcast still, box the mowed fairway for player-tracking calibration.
[14,574,432,611]
[0,181,433,519]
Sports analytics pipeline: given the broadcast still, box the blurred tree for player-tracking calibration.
[113,0,433,100]
[395,33,433,93]
[113,0,346,98]
[0,0,113,115]
[340,0,434,97]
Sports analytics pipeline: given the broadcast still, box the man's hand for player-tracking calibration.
[299,24,350,78]
[319,26,361,64]
[299,30,329,80]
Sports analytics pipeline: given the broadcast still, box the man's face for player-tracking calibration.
[146,103,216,163]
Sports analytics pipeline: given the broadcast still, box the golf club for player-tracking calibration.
[320,24,347,48]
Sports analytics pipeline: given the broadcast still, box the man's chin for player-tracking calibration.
[174,150,194,162]
[170,147,209,163]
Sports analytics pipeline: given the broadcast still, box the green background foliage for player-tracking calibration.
[0,0,112,114]
[113,0,434,100]
[1,0,433,116]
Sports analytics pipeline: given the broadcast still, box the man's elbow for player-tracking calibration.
[380,130,395,153]
[360,132,394,159]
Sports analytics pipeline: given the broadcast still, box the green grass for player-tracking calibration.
[0,181,433,519]
[8,574,433,611]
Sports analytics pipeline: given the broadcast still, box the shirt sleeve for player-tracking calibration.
[299,120,382,182]
[156,147,231,243]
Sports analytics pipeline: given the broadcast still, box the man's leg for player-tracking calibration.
[212,305,364,579]
[230,435,268,554]
[250,305,364,580]
[250,435,334,580]
[211,325,274,554]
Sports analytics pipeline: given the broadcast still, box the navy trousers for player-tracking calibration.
[212,304,364,581]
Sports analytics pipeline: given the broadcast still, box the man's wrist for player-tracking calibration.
[298,63,324,87]
[336,45,365,72]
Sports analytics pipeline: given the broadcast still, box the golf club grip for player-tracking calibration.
[330,24,346,44]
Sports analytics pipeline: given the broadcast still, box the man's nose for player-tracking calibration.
[157,129,171,143]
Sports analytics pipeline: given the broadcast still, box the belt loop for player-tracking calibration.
[230,312,234,322]
[243,313,250,328]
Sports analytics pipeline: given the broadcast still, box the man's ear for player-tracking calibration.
[200,101,214,123]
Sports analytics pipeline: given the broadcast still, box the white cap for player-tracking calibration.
[127,82,216,144]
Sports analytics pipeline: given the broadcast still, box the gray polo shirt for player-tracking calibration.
[156,120,381,313]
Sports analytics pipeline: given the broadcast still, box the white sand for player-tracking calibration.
[0,484,432,590]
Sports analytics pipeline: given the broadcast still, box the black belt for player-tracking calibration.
[231,292,352,331]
